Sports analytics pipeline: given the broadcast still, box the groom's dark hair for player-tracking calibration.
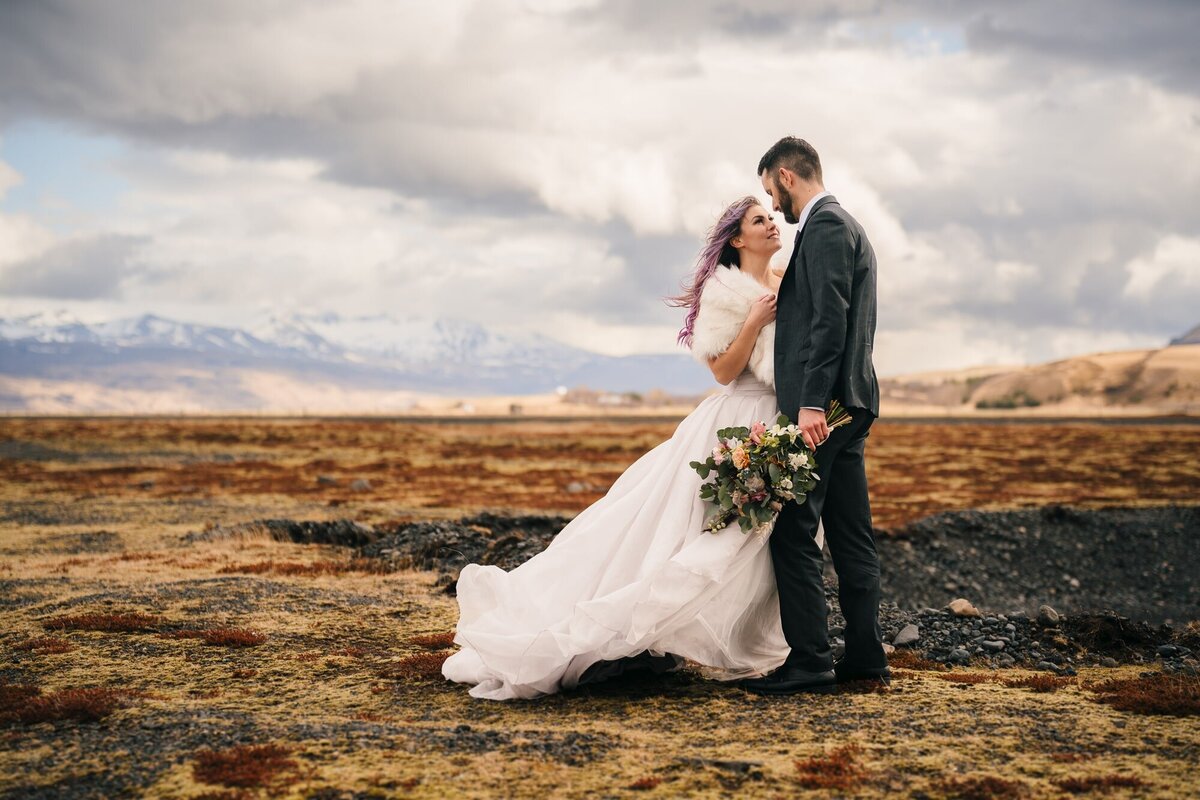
[757,137,823,184]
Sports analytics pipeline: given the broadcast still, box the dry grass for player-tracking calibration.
[793,743,867,790]
[936,672,995,685]
[1086,673,1200,716]
[4,416,1198,528]
[1003,674,1077,692]
[0,682,137,724]
[192,743,299,789]
[1052,774,1150,793]
[933,775,1028,799]
[41,612,159,633]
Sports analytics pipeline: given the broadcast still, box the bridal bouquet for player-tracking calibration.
[689,402,852,534]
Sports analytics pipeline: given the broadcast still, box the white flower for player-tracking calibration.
[780,478,793,490]
[788,452,809,469]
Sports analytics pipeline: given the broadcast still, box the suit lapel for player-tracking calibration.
[789,194,838,269]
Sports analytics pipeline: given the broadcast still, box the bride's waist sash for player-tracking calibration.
[720,373,776,398]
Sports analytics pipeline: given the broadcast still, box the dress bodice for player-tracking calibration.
[721,367,776,398]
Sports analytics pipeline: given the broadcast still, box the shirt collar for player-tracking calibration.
[795,190,831,233]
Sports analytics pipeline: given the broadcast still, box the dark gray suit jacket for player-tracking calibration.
[774,195,879,420]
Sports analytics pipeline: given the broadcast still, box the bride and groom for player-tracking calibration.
[442,137,886,700]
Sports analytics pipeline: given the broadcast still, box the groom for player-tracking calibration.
[742,137,887,695]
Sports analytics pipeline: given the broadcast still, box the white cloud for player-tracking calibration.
[0,1,1197,373]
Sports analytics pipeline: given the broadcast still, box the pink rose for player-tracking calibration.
[711,446,726,464]
[749,421,767,444]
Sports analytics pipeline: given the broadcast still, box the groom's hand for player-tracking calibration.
[797,408,829,451]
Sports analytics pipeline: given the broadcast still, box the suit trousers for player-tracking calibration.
[769,408,885,672]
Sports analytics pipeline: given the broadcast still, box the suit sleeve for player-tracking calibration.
[799,211,855,409]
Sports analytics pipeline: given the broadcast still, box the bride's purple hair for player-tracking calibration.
[667,195,759,348]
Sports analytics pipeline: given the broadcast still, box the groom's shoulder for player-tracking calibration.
[810,197,864,237]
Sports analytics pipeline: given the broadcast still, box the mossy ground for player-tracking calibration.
[2,418,1198,797]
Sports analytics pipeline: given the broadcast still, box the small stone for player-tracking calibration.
[949,648,971,664]
[349,478,371,492]
[316,475,339,486]
[1036,661,1060,672]
[1100,657,1118,668]
[982,640,1006,652]
[948,598,981,618]
[565,481,587,493]
[1037,605,1061,626]
[882,643,895,655]
[893,624,920,647]
[1157,645,1179,658]
[996,654,1016,668]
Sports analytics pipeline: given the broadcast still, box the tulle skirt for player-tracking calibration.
[442,371,815,700]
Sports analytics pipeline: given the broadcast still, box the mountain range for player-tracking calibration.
[0,310,711,412]
[2,311,1196,415]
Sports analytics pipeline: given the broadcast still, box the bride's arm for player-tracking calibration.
[707,295,776,385]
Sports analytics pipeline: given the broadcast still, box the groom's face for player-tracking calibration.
[760,169,799,225]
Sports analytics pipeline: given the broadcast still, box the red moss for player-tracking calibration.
[1087,673,1200,716]
[193,743,299,789]
[218,559,392,577]
[1003,674,1076,692]
[12,636,73,654]
[160,628,265,647]
[0,682,137,724]
[888,650,944,671]
[378,652,451,681]
[1050,752,1094,763]
[934,775,1027,799]
[406,632,456,650]
[331,646,371,658]
[1053,775,1149,793]
[230,669,258,679]
[628,776,662,790]
[42,612,158,633]
[936,672,995,685]
[794,743,866,790]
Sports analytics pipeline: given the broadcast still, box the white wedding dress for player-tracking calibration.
[442,366,823,700]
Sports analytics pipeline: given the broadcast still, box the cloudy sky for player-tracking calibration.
[0,0,1197,375]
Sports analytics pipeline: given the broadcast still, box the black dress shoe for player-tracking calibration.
[833,658,892,685]
[739,666,837,696]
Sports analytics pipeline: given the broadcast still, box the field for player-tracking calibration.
[2,416,1199,798]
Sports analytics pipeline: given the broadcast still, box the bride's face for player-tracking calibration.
[732,205,782,257]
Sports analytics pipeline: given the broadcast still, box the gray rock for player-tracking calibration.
[981,640,1006,652]
[316,475,339,486]
[1036,661,1060,672]
[1037,604,1061,626]
[1100,657,1118,668]
[893,624,920,647]
[349,478,371,492]
[949,648,971,664]
[565,481,587,493]
[996,654,1016,668]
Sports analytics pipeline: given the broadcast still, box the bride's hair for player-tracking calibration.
[667,195,758,348]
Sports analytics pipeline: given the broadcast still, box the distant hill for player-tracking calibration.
[0,311,712,413]
[1171,323,1200,346]
[881,342,1200,416]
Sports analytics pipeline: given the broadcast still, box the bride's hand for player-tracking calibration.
[745,293,777,330]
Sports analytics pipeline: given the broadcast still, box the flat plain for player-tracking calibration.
[2,416,1199,798]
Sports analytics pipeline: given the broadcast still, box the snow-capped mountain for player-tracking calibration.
[0,310,711,411]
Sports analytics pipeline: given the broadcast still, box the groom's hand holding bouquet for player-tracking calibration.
[689,403,852,535]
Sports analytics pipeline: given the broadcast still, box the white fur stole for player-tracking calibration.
[689,265,775,388]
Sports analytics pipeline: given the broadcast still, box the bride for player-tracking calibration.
[442,195,822,700]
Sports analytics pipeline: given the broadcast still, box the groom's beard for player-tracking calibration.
[775,181,799,225]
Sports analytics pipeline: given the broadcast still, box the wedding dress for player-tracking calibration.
[443,362,824,700]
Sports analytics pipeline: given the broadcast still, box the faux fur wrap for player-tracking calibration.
[689,265,776,388]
